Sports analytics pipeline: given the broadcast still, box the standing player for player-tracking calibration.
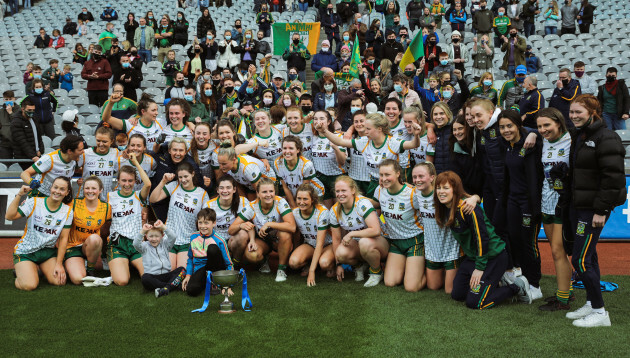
[346,111,371,195]
[77,127,119,200]
[311,110,348,207]
[273,135,323,208]
[383,98,413,179]
[189,122,216,183]
[215,144,276,200]
[282,106,313,160]
[162,98,194,147]
[102,92,166,148]
[6,177,74,290]
[107,153,152,286]
[149,162,209,269]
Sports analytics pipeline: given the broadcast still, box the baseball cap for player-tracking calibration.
[526,45,532,50]
[242,99,255,107]
[273,73,284,79]
[106,3,112,7]
[515,65,527,75]
[62,109,79,122]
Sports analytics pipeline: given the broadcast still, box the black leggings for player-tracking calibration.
[186,245,227,297]
[141,267,185,291]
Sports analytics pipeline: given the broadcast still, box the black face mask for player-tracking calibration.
[452,38,460,43]
[388,38,395,43]
[213,79,221,86]
[130,50,137,55]
[394,21,399,25]
[481,5,486,9]
[301,105,311,113]
[510,32,517,37]
[235,25,241,29]
[429,40,436,45]
[225,86,234,93]
[606,75,616,83]
[176,80,184,87]
[194,48,201,53]
[293,39,300,45]
[92,54,102,60]
[561,79,570,86]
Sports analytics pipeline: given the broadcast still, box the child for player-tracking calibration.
[59,65,74,92]
[77,19,88,37]
[26,66,49,94]
[430,0,446,29]
[23,62,34,85]
[133,220,186,298]
[116,132,128,151]
[43,59,61,90]
[182,208,234,297]
[162,50,181,87]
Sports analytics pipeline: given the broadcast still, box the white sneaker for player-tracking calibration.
[354,264,367,281]
[364,273,383,287]
[572,311,611,327]
[514,267,522,277]
[566,304,593,320]
[101,258,109,271]
[500,271,515,287]
[530,285,543,301]
[259,257,271,274]
[275,269,287,282]
[514,276,532,304]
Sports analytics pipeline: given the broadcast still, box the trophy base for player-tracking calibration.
[218,301,235,314]
[218,309,236,314]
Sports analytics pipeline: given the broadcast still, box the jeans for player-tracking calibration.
[272,4,280,12]
[23,0,30,8]
[524,22,536,37]
[507,65,515,79]
[603,112,627,130]
[9,0,19,15]
[138,49,152,63]
[298,2,308,12]
[544,26,557,35]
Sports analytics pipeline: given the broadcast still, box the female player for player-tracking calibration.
[498,109,544,303]
[207,176,251,266]
[565,95,626,327]
[107,153,152,286]
[282,106,313,160]
[215,144,276,200]
[273,135,323,208]
[318,113,422,201]
[431,102,454,174]
[6,177,73,290]
[329,176,385,287]
[311,110,348,207]
[77,127,119,200]
[434,171,531,309]
[189,122,216,181]
[65,176,111,284]
[236,109,284,167]
[117,134,157,191]
[402,106,434,169]
[346,110,371,195]
[211,119,239,181]
[162,98,194,146]
[535,108,573,312]
[288,184,335,286]
[228,178,296,282]
[102,92,165,148]
[373,160,425,292]
[149,162,209,269]
[383,98,412,178]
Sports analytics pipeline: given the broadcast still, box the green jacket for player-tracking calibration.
[43,67,60,89]
[500,35,526,71]
[190,101,210,123]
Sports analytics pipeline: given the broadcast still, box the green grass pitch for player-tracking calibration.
[1,270,628,357]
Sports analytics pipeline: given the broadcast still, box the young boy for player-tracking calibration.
[133,220,186,298]
[116,132,128,151]
[26,66,50,94]
[162,50,181,87]
[43,59,61,90]
[430,52,457,86]
[181,208,234,297]
[492,7,511,48]
[430,0,446,29]
[60,65,74,92]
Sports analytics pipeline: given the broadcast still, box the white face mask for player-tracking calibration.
[263,98,273,105]
[283,99,292,107]
[322,47,330,52]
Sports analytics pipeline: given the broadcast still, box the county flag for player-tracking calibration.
[399,32,425,71]
[272,22,321,56]
[348,34,361,78]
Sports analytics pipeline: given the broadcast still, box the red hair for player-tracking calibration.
[434,171,469,228]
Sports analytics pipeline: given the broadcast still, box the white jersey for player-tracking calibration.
[77,147,119,200]
[14,197,73,255]
[247,126,284,162]
[293,205,332,247]
[408,133,435,165]
[312,133,347,176]
[107,190,145,239]
[273,156,316,196]
[164,182,209,245]
[227,154,276,190]
[191,141,217,178]
[541,132,571,215]
[374,184,423,239]
[117,154,157,191]
[238,196,292,230]
[389,118,410,168]
[329,196,375,233]
[347,136,371,182]
[31,150,77,196]
[282,125,314,160]
[122,117,166,147]
[162,124,193,147]
[416,190,460,262]
[206,196,250,238]
[351,136,405,180]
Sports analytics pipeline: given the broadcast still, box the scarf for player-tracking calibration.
[605,80,618,96]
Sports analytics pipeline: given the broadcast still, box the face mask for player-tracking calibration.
[176,80,184,87]
[203,75,212,81]
[394,84,403,93]
[324,84,334,92]
[149,15,153,19]
[607,75,617,83]
[245,34,251,39]
[343,35,350,41]
[328,8,333,12]
[289,74,297,80]
[118,145,127,151]
[561,79,569,86]
[225,35,231,41]
[442,90,452,99]
[301,105,311,113]
[204,89,213,96]
[394,21,400,25]
[246,87,254,94]
[92,54,101,61]
[515,76,525,83]
[225,86,234,92]
[367,59,375,65]
[195,48,201,53]
[177,16,182,20]
[184,94,194,102]
[452,38,460,43]
[34,88,43,94]
[440,60,449,66]
[83,11,87,14]
[429,40,436,45]
[404,70,415,77]
[140,25,146,28]
[207,35,213,40]
[572,70,583,77]
[510,32,517,37]
[122,62,131,68]
[483,80,493,86]
[293,39,300,45]
[235,25,241,29]
[377,66,381,72]
[263,98,272,105]
[282,99,292,107]
[4,101,13,107]
[213,79,221,85]
[341,53,349,59]
[130,50,138,55]
[322,47,329,52]
[33,74,42,79]
[351,107,361,114]
[498,11,504,16]
[25,110,35,117]
[481,5,486,9]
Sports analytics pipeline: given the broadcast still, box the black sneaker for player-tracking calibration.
[155,287,169,298]
[538,300,571,311]
[86,268,97,277]
[544,294,576,303]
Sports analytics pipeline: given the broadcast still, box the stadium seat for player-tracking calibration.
[8,163,22,171]
[51,136,64,149]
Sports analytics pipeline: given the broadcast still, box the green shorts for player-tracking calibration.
[426,257,462,270]
[542,213,562,225]
[388,234,424,257]
[13,247,57,265]
[366,179,379,200]
[64,245,86,260]
[169,243,190,254]
[355,180,371,197]
[404,167,413,184]
[107,235,141,261]
[317,173,337,201]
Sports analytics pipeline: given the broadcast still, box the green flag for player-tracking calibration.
[399,31,425,71]
[349,34,361,78]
